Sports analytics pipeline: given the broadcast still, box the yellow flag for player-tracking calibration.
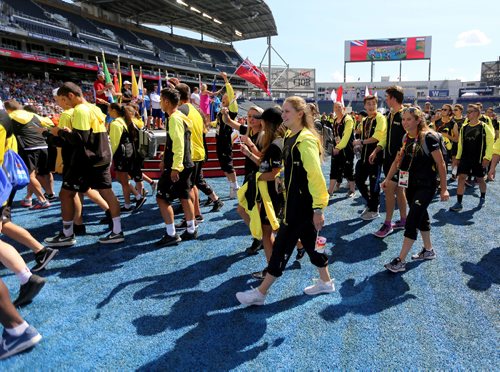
[131,65,139,98]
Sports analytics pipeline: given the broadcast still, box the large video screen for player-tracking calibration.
[345,37,432,62]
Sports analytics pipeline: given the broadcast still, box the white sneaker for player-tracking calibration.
[360,206,370,216]
[303,279,335,295]
[361,210,380,221]
[236,287,266,306]
[229,185,239,199]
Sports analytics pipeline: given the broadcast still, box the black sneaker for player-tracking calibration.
[295,248,306,260]
[31,248,59,272]
[120,205,134,213]
[74,224,86,236]
[133,197,147,213]
[251,268,268,280]
[98,231,125,244]
[210,199,224,212]
[245,239,263,255]
[43,193,57,202]
[13,275,46,307]
[44,232,76,248]
[180,229,198,241]
[203,198,214,207]
[195,215,204,223]
[175,219,198,229]
[155,233,181,247]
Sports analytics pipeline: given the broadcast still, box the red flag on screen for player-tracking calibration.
[235,58,270,96]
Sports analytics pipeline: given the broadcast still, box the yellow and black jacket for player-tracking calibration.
[178,103,205,163]
[109,117,134,161]
[0,110,18,165]
[8,109,48,150]
[333,114,355,153]
[457,121,494,163]
[359,112,387,163]
[164,110,194,172]
[58,103,111,167]
[384,108,405,158]
[282,128,328,225]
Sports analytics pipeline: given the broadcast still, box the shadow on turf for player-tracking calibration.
[322,218,389,264]
[134,275,312,370]
[320,270,417,322]
[461,247,500,291]
[432,201,484,227]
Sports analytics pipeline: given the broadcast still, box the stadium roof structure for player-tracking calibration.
[79,0,277,43]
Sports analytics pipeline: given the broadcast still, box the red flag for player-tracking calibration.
[235,58,270,96]
[336,86,344,106]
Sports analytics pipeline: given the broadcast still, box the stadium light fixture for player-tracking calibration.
[176,0,189,6]
[213,18,222,24]
[235,30,242,37]
[202,13,212,19]
[190,6,201,13]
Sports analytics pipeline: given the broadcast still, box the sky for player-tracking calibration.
[229,0,499,83]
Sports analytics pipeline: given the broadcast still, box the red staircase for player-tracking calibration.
[142,135,245,179]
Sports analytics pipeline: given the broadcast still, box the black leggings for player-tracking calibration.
[267,219,328,278]
[403,183,436,240]
[330,149,354,182]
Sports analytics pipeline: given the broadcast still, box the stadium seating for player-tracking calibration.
[0,0,244,73]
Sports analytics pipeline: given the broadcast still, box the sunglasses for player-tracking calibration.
[403,107,420,114]
[466,110,478,114]
[453,108,460,111]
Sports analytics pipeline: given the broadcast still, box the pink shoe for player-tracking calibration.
[30,200,51,210]
[392,220,406,230]
[20,198,32,208]
[373,223,393,238]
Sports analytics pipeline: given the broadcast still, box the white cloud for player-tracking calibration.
[455,30,491,48]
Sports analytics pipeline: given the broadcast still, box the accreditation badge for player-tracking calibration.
[398,170,409,188]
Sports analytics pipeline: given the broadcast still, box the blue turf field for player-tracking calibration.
[0,166,498,370]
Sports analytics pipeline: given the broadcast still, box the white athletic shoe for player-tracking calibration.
[304,279,335,295]
[236,287,266,306]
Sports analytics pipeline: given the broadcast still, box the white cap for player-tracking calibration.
[52,88,59,97]
[123,80,131,85]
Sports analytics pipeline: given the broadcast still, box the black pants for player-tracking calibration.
[192,161,213,196]
[355,161,381,212]
[330,149,354,182]
[215,136,234,174]
[403,183,435,240]
[267,219,328,278]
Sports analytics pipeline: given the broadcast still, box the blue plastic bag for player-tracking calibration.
[2,149,29,190]
[0,166,12,205]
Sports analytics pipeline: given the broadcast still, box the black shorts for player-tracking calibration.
[39,145,57,175]
[20,148,48,174]
[383,155,398,183]
[113,154,133,173]
[152,108,164,119]
[190,161,203,186]
[62,164,112,193]
[128,156,144,182]
[156,167,193,202]
[457,161,485,178]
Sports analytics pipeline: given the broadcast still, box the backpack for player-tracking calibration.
[422,131,447,159]
[138,129,157,158]
[0,166,12,205]
[2,149,30,190]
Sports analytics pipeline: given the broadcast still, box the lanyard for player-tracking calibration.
[363,116,375,140]
[401,135,419,170]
